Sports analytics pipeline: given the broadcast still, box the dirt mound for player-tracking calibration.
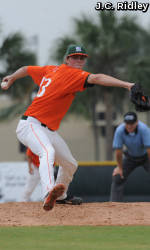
[0,202,150,226]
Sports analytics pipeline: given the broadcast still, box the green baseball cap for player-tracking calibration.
[65,44,88,57]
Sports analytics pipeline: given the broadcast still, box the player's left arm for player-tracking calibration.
[141,125,150,161]
[87,73,134,90]
[1,66,28,90]
[141,125,150,148]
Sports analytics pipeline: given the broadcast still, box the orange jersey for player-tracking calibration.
[26,148,40,167]
[24,64,90,130]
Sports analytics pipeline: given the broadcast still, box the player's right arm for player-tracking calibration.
[1,66,28,90]
[113,149,124,179]
[112,126,124,178]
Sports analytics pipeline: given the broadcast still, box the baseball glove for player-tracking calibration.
[130,83,150,112]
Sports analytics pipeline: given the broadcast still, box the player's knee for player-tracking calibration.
[70,159,78,173]
[63,158,78,176]
[73,159,78,168]
[65,161,78,182]
[41,145,55,160]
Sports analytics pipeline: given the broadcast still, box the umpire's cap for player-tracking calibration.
[124,112,137,124]
[65,44,88,57]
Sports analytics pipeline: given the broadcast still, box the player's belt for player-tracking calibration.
[21,115,54,132]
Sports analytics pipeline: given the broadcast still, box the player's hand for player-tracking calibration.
[29,167,34,175]
[1,75,15,90]
[112,166,124,179]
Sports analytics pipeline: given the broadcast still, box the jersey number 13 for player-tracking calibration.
[37,77,51,97]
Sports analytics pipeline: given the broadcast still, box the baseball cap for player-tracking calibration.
[65,44,88,57]
[124,112,137,124]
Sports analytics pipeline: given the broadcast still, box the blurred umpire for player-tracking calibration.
[110,111,150,202]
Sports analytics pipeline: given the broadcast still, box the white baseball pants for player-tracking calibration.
[21,163,40,202]
[16,116,78,199]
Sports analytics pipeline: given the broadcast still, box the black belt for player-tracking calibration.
[124,151,148,163]
[21,115,54,132]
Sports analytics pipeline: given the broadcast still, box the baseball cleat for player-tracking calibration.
[43,184,65,211]
[56,195,83,205]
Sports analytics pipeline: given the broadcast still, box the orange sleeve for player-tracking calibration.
[65,69,90,93]
[76,71,90,92]
[27,65,54,86]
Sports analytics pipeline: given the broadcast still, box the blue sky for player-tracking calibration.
[0,0,149,65]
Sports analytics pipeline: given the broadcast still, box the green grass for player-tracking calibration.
[0,226,150,250]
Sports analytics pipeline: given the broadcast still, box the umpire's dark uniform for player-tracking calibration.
[110,112,150,202]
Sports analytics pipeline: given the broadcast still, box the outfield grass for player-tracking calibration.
[0,226,150,250]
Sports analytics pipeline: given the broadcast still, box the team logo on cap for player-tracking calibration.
[125,115,134,121]
[76,46,82,52]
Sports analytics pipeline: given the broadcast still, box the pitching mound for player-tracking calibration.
[0,202,150,226]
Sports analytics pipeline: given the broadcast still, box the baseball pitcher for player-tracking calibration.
[1,44,135,211]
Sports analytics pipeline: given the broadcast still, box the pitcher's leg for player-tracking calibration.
[27,124,56,197]
[53,133,78,199]
[38,145,55,196]
[16,120,55,197]
[55,165,77,199]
